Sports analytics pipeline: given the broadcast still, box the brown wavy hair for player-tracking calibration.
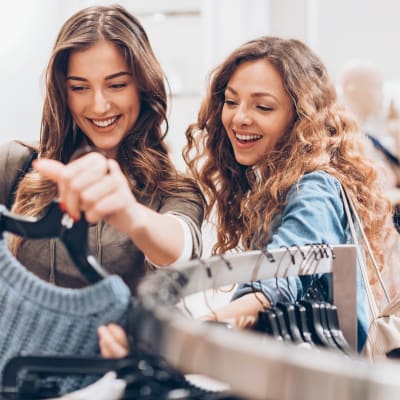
[183,36,395,280]
[11,4,203,253]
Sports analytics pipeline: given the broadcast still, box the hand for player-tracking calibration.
[97,323,130,358]
[198,293,269,329]
[199,313,254,329]
[33,153,140,234]
[34,151,187,266]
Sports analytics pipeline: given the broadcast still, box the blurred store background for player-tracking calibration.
[2,0,400,169]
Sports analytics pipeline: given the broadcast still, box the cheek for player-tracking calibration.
[125,92,141,115]
[221,108,230,130]
[67,96,81,116]
[272,112,293,135]
[128,101,141,122]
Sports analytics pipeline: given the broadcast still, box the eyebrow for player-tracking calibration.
[66,71,132,81]
[225,86,278,101]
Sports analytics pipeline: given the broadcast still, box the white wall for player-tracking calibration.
[0,1,62,143]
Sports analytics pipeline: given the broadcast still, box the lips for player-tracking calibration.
[234,131,262,143]
[89,115,121,128]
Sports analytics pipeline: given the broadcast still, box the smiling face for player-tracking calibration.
[67,39,141,158]
[221,59,295,166]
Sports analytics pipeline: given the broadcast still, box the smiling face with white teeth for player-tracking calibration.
[67,39,141,158]
[222,59,294,166]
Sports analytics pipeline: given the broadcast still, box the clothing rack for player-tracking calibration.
[142,244,358,349]
[130,244,400,400]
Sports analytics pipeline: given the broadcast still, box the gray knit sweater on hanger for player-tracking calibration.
[0,237,131,393]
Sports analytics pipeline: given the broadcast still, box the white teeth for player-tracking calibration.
[91,116,118,127]
[235,133,262,141]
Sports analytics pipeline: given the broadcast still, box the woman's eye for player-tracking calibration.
[257,105,273,111]
[70,86,87,92]
[110,83,127,89]
[224,99,237,106]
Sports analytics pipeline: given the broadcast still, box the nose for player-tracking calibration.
[92,89,111,115]
[232,105,252,125]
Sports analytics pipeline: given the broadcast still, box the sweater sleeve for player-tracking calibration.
[232,171,347,305]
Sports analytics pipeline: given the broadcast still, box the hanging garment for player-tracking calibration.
[49,372,126,400]
[3,353,243,400]
[0,237,131,394]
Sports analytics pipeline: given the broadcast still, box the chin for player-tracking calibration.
[93,144,119,158]
[236,159,254,167]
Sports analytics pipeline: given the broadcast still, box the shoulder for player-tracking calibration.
[293,171,341,194]
[0,140,33,178]
[285,171,343,216]
[0,140,38,208]
[267,171,346,247]
[285,171,341,206]
[0,140,37,164]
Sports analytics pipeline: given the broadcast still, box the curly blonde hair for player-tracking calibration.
[11,5,203,253]
[184,36,395,281]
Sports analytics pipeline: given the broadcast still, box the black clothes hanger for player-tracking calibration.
[299,247,352,354]
[300,290,348,353]
[255,308,284,340]
[280,246,315,346]
[323,303,354,355]
[1,354,243,400]
[275,302,304,344]
[272,306,293,342]
[294,245,343,352]
[273,247,308,345]
[318,301,344,350]
[298,299,332,348]
[293,302,315,345]
[0,201,108,284]
[247,279,284,341]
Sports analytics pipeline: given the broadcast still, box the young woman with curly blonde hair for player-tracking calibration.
[95,36,398,358]
[183,36,397,352]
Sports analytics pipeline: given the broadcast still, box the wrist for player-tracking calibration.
[125,202,149,238]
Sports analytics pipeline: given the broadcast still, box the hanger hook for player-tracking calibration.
[247,251,270,310]
[285,245,307,301]
[273,246,293,301]
[323,242,336,260]
[217,254,236,293]
[261,247,276,263]
[198,258,218,321]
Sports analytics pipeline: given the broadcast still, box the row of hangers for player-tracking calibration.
[158,241,358,353]
[184,244,353,355]
[253,294,353,355]
[244,246,353,355]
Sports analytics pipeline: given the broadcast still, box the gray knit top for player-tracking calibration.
[0,237,131,393]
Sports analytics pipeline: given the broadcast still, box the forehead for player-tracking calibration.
[227,60,284,92]
[67,40,128,77]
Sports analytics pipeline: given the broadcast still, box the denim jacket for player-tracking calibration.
[232,171,368,351]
